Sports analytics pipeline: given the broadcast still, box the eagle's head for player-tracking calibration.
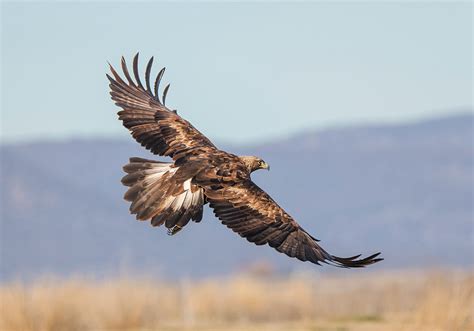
[239,156,270,173]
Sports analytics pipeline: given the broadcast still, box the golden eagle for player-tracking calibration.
[107,54,382,268]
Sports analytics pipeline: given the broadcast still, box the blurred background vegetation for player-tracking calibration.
[1,269,472,330]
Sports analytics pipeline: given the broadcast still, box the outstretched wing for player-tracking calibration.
[205,181,383,268]
[107,54,217,160]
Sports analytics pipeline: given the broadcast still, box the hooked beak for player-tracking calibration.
[261,162,270,171]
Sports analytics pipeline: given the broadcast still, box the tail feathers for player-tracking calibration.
[122,157,205,234]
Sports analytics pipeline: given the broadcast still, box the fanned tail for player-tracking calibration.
[121,157,205,234]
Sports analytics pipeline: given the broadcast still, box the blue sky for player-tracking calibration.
[1,2,472,144]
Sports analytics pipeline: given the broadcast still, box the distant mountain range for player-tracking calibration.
[1,113,473,280]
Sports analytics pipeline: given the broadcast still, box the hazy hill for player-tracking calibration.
[1,113,472,280]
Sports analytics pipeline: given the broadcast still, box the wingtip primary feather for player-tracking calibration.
[163,84,170,106]
[108,62,126,84]
[133,53,144,89]
[154,67,166,102]
[121,56,136,86]
[145,56,154,94]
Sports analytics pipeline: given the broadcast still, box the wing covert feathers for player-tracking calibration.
[108,53,216,160]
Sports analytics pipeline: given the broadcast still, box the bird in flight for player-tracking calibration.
[107,54,382,268]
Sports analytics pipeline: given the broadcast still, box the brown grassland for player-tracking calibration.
[0,269,472,331]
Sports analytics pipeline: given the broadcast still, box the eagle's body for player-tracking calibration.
[108,54,382,268]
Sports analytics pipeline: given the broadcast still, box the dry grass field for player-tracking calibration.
[1,269,472,331]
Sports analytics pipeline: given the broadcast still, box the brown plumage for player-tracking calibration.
[107,53,383,268]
